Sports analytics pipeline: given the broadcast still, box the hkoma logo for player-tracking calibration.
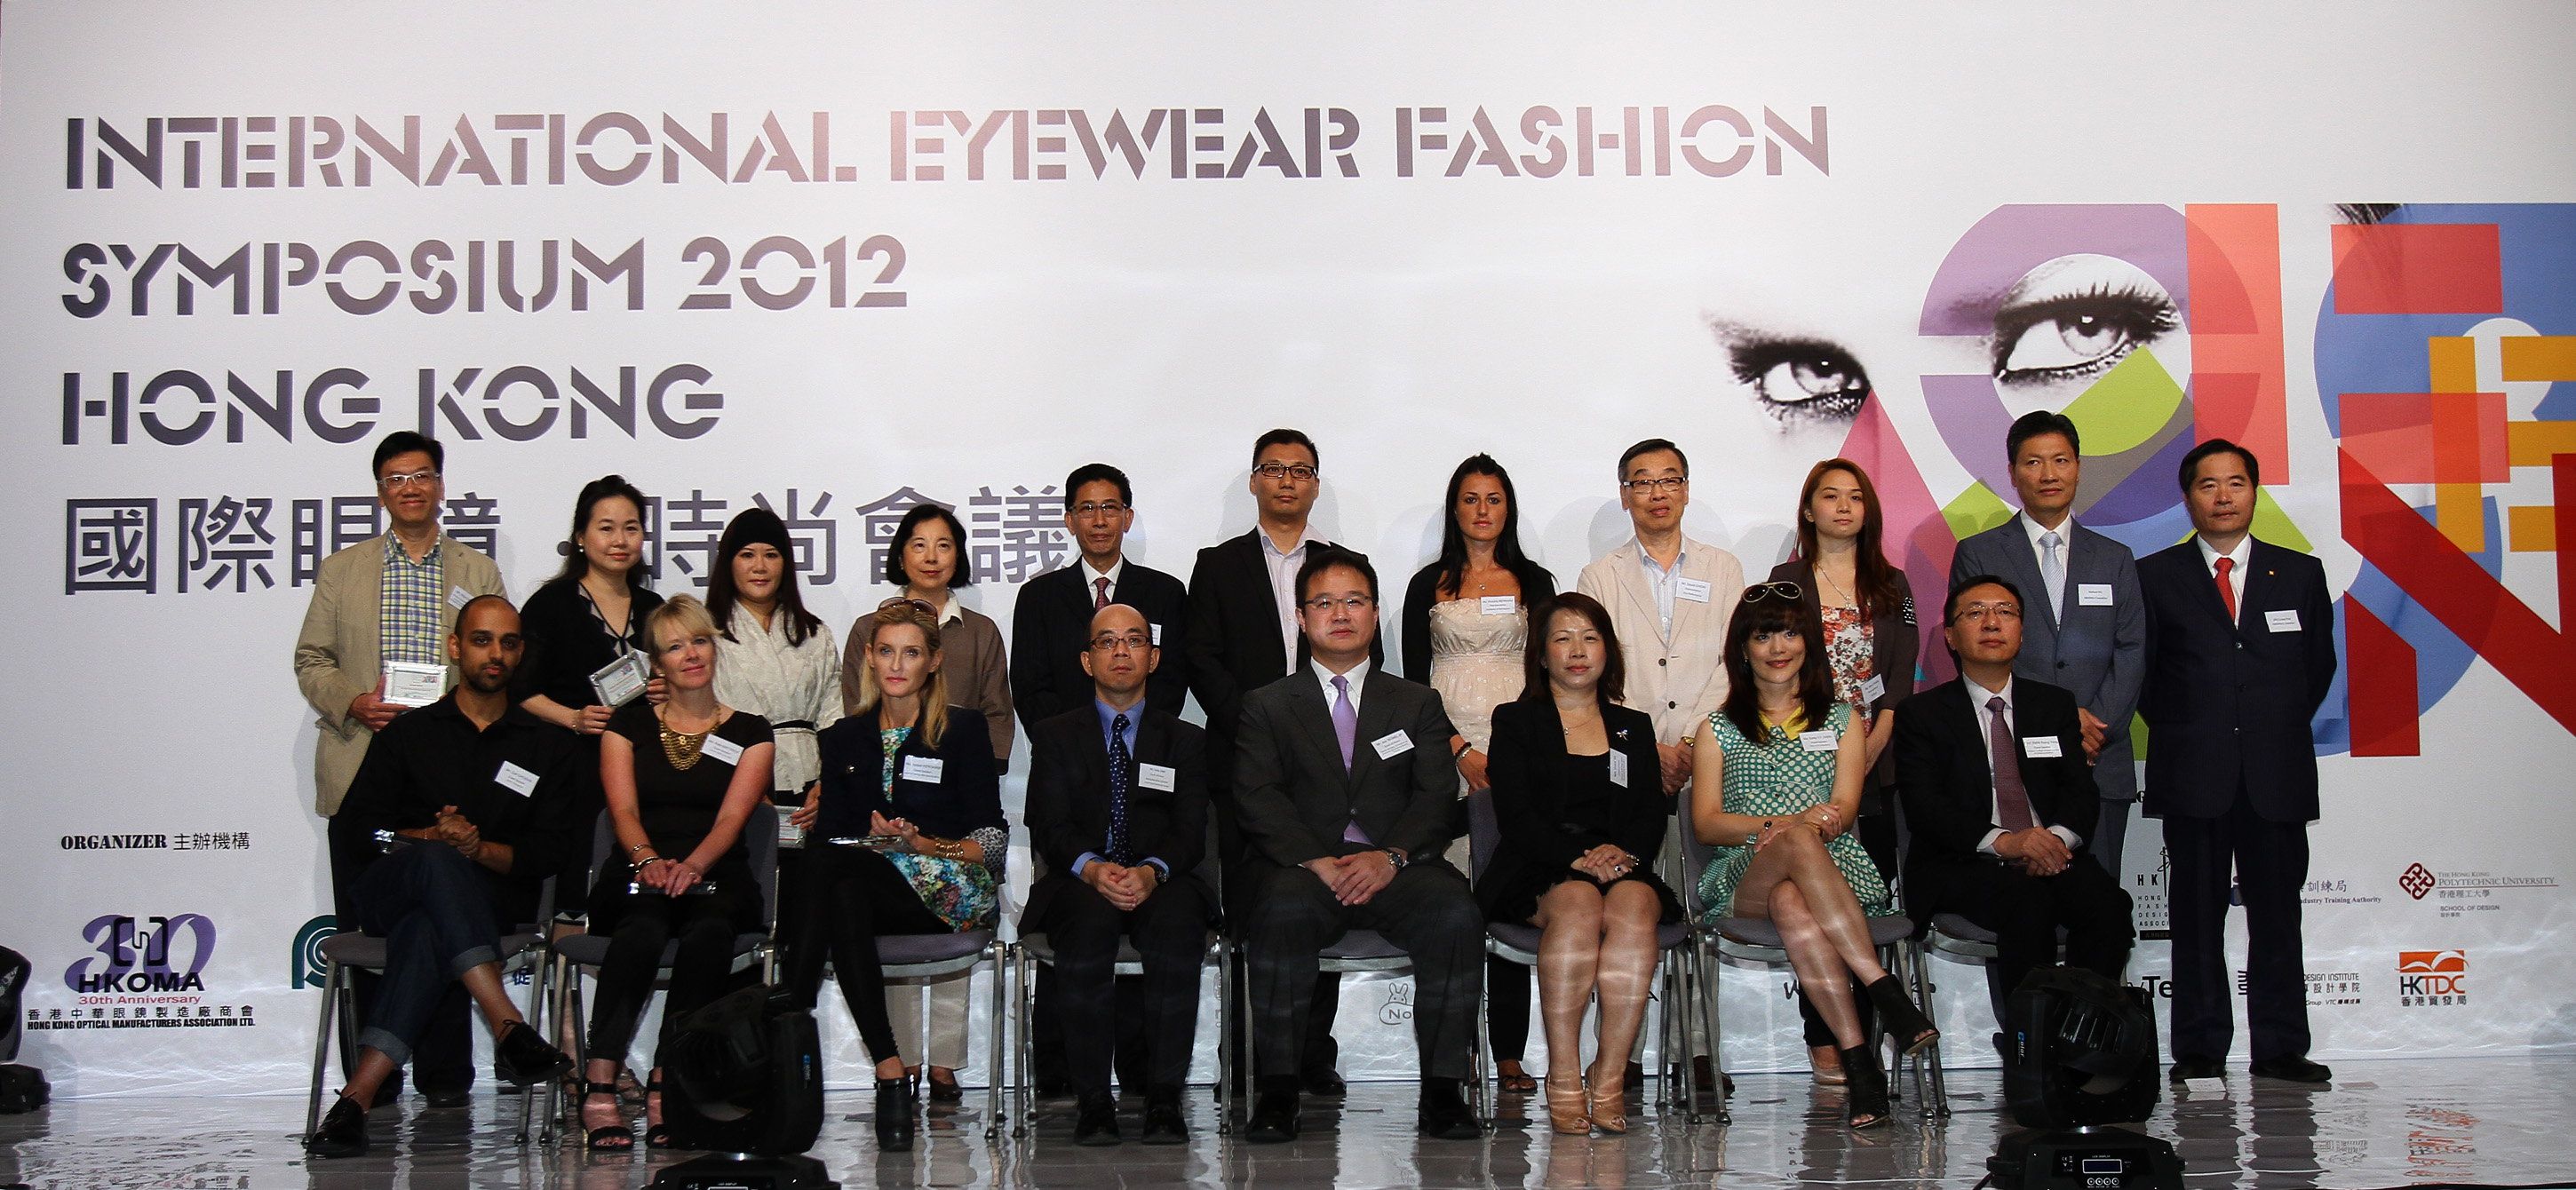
[2399,863,2437,900]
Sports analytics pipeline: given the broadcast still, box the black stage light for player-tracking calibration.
[646,986,835,1190]
[1985,967,2185,1190]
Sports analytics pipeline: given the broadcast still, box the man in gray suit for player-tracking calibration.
[1949,411,2147,875]
[1233,546,1484,1143]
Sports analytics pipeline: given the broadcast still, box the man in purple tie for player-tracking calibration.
[1231,547,1484,1143]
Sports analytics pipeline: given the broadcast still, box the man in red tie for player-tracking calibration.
[2138,440,2339,1085]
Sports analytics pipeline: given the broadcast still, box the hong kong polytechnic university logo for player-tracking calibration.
[2400,863,2437,900]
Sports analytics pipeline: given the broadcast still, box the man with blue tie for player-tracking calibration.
[2138,440,2337,1084]
[1950,411,2148,876]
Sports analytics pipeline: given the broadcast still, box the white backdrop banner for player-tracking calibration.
[5,2,2574,1096]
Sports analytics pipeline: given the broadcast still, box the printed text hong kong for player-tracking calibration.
[60,363,724,447]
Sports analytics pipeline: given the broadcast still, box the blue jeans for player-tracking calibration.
[354,844,505,1067]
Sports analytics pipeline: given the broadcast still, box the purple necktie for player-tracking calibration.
[1333,675,1370,845]
[1989,695,2035,832]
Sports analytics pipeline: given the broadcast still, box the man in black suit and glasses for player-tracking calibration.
[1022,603,1213,1146]
[1233,547,1483,1143]
[1897,575,2135,1005]
[2140,440,2337,1085]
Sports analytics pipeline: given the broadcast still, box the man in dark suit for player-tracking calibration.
[1897,576,2135,1004]
[1022,604,1214,1146]
[1010,462,1191,1096]
[1950,411,2148,876]
[1185,427,1374,1093]
[1233,547,1483,1142]
[2140,440,2337,1084]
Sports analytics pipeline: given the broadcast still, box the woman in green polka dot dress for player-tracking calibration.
[1689,582,1936,1130]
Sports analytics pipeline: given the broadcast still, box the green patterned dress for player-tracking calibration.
[1696,702,1893,916]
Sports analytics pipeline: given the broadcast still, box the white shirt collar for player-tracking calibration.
[1080,556,1125,591]
[934,594,964,626]
[1260,528,1318,559]
[2021,512,2075,552]
[1312,657,1371,707]
[2195,534,2253,575]
[1635,537,1689,575]
[1966,671,2015,708]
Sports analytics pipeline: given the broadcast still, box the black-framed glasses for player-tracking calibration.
[1620,476,1687,496]
[1949,601,2023,624]
[1088,631,1153,654]
[1071,501,1129,520]
[1742,580,1802,604]
[1252,462,1319,482]
[1300,594,1375,614]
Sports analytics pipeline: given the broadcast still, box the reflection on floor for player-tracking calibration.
[3,1057,2570,1188]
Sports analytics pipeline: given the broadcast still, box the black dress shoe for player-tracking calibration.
[1140,1091,1188,1146]
[1244,1082,1300,1144]
[1300,1067,1347,1098]
[494,1019,575,1087]
[1074,1093,1122,1146]
[421,1087,471,1110]
[2250,1055,2333,1083]
[304,1092,370,1158]
[2169,1057,2226,1082]
[874,1076,918,1151]
[1417,1078,1483,1140]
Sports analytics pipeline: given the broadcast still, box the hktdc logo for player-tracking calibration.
[61,913,216,994]
[2400,863,2437,900]
[2397,950,2468,1006]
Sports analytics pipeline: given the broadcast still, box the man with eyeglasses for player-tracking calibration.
[1022,604,1214,1146]
[1896,576,2134,1012]
[1233,547,1483,1143]
[1009,462,1192,1097]
[292,430,507,1108]
[1185,427,1379,1096]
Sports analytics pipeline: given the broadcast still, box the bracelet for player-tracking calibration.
[627,841,652,854]
[637,855,665,869]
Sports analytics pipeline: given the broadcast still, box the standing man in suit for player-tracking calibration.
[1897,575,2135,1003]
[1011,462,1191,1095]
[1185,427,1371,1094]
[1022,604,1213,1146]
[2141,440,2337,1084]
[292,430,507,1107]
[1951,411,2148,876]
[1234,547,1483,1142]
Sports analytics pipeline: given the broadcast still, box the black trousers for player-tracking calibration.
[786,846,951,1064]
[1032,880,1212,1096]
[1242,861,1483,1081]
[328,812,470,1091]
[1918,852,2135,1003]
[585,887,746,1068]
[2164,797,2310,1063]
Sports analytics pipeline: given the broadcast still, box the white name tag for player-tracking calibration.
[1149,623,1163,646]
[2265,609,2301,633]
[699,734,744,766]
[1478,595,1518,616]
[1674,577,1713,604]
[1608,750,1631,788]
[448,585,472,610]
[1859,675,1886,705]
[901,755,944,783]
[1798,730,1839,752]
[493,761,539,796]
[2078,583,2113,607]
[2022,735,2063,758]
[1371,731,1414,760]
[1137,762,1177,792]
[381,661,445,708]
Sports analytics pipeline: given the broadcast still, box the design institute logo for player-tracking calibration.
[2397,950,2468,1007]
[2400,863,2437,900]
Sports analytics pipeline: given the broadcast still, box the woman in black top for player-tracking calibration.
[787,599,1005,1151]
[516,475,666,736]
[1478,592,1675,1137]
[579,595,774,1151]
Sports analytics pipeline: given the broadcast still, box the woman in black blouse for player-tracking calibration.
[1477,592,1676,1137]
[788,599,1005,1151]
[516,474,665,737]
[579,595,774,1150]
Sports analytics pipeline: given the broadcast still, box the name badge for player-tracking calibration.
[1371,731,1414,760]
[2022,735,2063,758]
[448,585,472,610]
[381,661,445,708]
[901,755,944,783]
[591,652,650,708]
[1478,595,1518,616]
[1608,750,1631,789]
[700,734,744,766]
[1858,675,1886,706]
[1674,577,1713,604]
[1798,730,1838,752]
[1149,623,1164,647]
[493,761,539,796]
[2265,609,2301,633]
[1137,763,1177,792]
[2077,583,2113,607]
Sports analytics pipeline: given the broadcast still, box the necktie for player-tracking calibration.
[1093,576,1112,611]
[2039,530,2065,620]
[2214,556,2238,623]
[1988,695,2035,833]
[1106,712,1133,865]
[1332,675,1370,845]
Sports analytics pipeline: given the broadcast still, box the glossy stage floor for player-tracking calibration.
[4,1056,2571,1188]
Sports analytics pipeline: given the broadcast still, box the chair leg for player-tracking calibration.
[305,959,341,1138]
[1215,940,1236,1135]
[985,942,1008,1140]
[514,946,548,1146]
[1699,939,1729,1127]
[1911,939,1951,1118]
[1013,945,1035,1139]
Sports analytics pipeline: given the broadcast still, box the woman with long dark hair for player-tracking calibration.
[515,475,664,739]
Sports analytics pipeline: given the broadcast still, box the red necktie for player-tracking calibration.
[1093,576,1111,611]
[2214,556,2238,623]
[1988,696,2035,832]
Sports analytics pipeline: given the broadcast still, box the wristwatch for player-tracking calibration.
[1382,847,1409,870]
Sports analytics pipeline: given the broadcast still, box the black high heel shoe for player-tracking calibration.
[875,1076,918,1150]
[581,1081,634,1151]
[1841,1044,1890,1130]
[643,1076,672,1148]
[1865,974,1940,1056]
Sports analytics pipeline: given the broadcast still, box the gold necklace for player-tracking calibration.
[658,705,725,770]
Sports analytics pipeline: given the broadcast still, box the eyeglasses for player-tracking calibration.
[1300,594,1375,614]
[1088,631,1153,654]
[1620,476,1688,496]
[878,597,939,615]
[1252,463,1319,482]
[377,469,442,490]
[1741,581,1802,604]
[1071,501,1129,520]
[1950,602,2023,624]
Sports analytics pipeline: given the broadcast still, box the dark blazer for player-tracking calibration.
[1009,560,1191,732]
[1896,676,2100,889]
[1184,529,1381,748]
[1474,698,1664,921]
[1766,557,1918,808]
[1232,666,1458,870]
[2136,537,2336,822]
[1399,561,1557,683]
[811,704,1005,845]
[1021,705,1214,928]
[1951,514,2147,800]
